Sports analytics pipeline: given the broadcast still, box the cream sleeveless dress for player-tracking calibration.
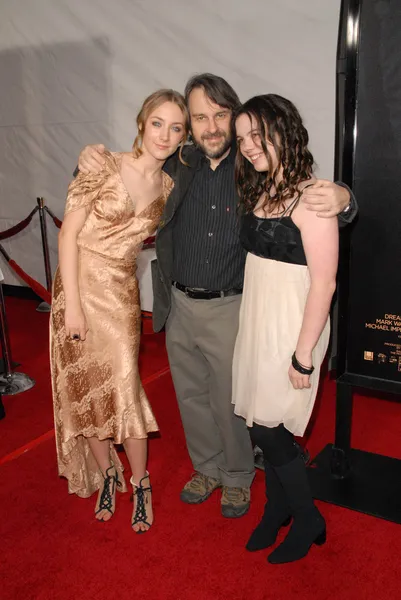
[232,204,330,437]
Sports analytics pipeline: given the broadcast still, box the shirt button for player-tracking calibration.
[208,232,213,237]
[211,205,216,210]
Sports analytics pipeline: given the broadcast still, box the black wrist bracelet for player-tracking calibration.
[292,352,314,375]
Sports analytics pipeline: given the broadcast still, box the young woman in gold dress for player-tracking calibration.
[50,89,189,532]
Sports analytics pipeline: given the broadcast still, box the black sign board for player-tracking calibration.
[336,0,401,395]
[308,0,401,524]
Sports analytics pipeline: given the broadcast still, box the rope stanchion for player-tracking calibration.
[0,202,54,308]
[36,198,52,313]
[0,267,35,396]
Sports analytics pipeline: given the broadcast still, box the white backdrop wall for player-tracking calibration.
[0,0,341,287]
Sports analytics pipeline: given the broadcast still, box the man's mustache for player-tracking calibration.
[202,131,226,141]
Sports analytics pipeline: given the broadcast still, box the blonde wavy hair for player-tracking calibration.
[132,89,189,164]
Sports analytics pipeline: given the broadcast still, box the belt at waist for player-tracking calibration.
[172,281,242,300]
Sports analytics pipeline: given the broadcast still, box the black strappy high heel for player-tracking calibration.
[131,473,153,534]
[95,465,120,522]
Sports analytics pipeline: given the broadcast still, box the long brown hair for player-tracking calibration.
[132,89,189,164]
[235,94,314,214]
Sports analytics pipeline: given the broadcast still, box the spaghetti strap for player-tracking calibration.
[281,195,299,219]
[284,182,315,218]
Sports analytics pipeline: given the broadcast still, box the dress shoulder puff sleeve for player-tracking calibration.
[64,151,117,215]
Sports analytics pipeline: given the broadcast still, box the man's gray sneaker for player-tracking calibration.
[221,486,250,518]
[180,472,221,504]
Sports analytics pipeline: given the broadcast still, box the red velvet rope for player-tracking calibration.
[8,260,51,304]
[50,214,62,229]
[44,206,62,229]
[0,207,39,241]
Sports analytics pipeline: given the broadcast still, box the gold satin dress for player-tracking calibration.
[50,151,173,498]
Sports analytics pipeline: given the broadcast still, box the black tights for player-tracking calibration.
[250,423,298,467]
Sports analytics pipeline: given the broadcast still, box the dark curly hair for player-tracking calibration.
[235,94,314,214]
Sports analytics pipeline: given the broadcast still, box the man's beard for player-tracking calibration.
[194,129,233,159]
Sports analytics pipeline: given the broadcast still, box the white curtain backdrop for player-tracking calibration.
[0,0,341,289]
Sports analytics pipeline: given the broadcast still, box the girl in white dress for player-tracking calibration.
[233,94,338,564]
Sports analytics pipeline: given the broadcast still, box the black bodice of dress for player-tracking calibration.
[239,212,307,266]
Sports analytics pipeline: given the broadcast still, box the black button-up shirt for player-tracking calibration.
[172,148,245,290]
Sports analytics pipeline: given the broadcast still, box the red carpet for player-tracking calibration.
[1,297,401,600]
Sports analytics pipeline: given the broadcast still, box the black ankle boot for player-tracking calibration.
[246,459,291,552]
[267,456,326,564]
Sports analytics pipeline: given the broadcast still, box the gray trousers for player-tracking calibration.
[165,287,255,488]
